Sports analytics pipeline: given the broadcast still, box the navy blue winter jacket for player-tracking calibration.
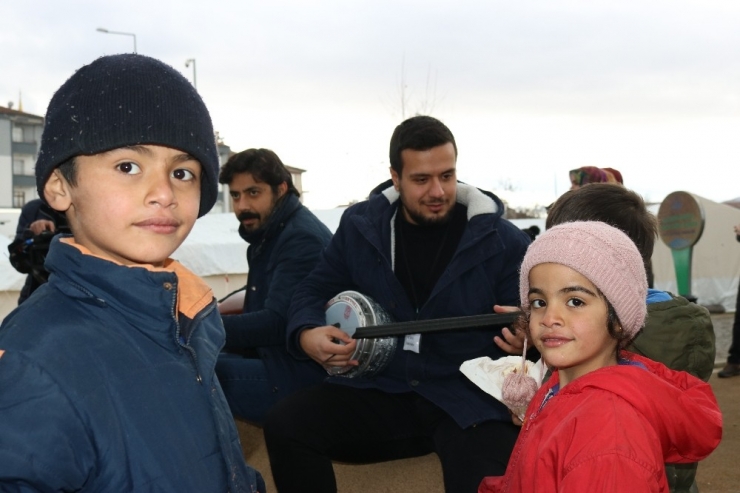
[0,238,265,492]
[287,183,531,428]
[222,193,332,400]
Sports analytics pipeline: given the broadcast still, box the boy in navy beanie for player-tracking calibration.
[0,54,265,492]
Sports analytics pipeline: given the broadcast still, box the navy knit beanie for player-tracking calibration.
[36,53,219,217]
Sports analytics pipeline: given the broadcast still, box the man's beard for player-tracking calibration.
[402,201,454,227]
[237,195,281,232]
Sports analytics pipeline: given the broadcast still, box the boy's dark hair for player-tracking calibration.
[56,158,77,187]
[389,115,457,175]
[219,148,299,197]
[546,183,657,271]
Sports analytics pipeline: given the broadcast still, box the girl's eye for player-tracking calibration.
[566,298,584,307]
[172,168,196,181]
[531,299,545,309]
[117,162,141,174]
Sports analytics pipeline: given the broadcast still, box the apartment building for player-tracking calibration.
[0,105,44,208]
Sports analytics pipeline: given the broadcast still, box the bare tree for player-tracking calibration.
[385,55,443,120]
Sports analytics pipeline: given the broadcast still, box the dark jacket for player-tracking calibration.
[10,198,67,303]
[287,183,531,428]
[222,193,332,400]
[0,238,264,492]
[629,293,715,382]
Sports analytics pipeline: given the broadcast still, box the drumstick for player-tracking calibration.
[351,312,522,339]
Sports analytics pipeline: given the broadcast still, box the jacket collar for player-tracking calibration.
[378,181,502,220]
[45,237,214,324]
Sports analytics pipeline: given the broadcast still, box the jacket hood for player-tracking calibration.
[555,352,722,463]
[369,179,505,221]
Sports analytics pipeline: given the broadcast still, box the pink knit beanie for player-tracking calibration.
[519,221,647,339]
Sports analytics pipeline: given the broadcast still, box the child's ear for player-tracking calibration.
[44,169,73,212]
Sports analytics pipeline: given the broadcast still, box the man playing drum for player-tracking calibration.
[263,115,531,493]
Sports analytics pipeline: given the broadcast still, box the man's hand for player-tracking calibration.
[734,224,740,236]
[28,220,56,235]
[492,304,526,355]
[300,325,359,369]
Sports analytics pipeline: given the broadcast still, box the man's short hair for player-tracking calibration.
[546,183,657,268]
[219,148,299,197]
[389,115,457,175]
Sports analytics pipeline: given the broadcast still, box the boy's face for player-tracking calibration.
[45,145,201,267]
[526,262,618,387]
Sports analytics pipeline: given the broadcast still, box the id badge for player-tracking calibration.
[403,334,421,353]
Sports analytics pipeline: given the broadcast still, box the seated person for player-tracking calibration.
[216,148,332,424]
[263,115,531,493]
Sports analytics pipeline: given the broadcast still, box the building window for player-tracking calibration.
[13,191,26,208]
[12,159,34,176]
[12,126,22,142]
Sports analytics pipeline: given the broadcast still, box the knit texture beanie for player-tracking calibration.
[519,221,647,340]
[35,54,218,217]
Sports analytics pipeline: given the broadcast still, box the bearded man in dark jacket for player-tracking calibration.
[263,116,532,493]
[216,148,332,424]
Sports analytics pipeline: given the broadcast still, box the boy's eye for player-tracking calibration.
[531,299,545,309]
[566,298,584,307]
[117,162,141,174]
[172,168,196,181]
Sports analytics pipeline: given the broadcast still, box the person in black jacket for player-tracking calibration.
[8,198,68,304]
[263,116,531,493]
[216,148,332,424]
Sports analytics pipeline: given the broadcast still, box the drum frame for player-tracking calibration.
[324,291,397,378]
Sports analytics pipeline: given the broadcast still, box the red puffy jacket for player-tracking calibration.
[480,353,722,493]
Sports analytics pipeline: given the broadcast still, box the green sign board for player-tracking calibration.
[657,191,705,298]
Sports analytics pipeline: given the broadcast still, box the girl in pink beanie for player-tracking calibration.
[480,221,722,493]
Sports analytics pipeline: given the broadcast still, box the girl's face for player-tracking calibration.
[527,263,619,387]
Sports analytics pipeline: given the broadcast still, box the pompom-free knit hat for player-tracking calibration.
[35,54,219,217]
[519,221,647,340]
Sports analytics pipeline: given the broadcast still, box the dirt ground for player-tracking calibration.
[695,312,740,492]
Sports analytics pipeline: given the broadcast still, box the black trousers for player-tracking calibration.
[728,279,740,364]
[263,383,520,493]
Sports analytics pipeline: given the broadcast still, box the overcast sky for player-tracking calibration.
[3,0,739,210]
